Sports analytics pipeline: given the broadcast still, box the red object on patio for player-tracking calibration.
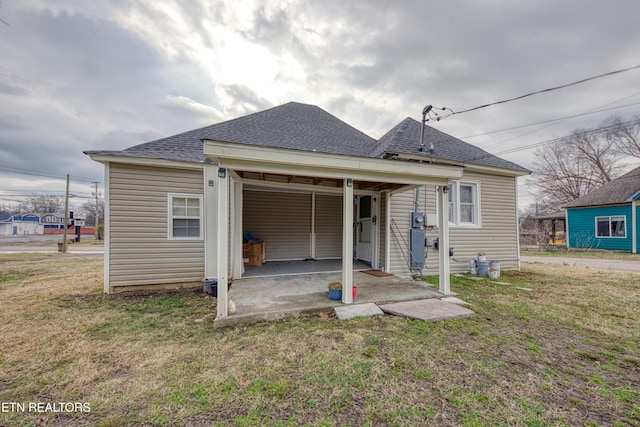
[352,285,358,300]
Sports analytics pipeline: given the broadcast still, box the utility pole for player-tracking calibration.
[91,181,100,239]
[63,174,70,253]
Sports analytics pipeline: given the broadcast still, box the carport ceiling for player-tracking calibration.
[235,170,405,192]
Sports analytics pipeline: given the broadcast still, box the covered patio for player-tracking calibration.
[213,270,441,328]
[204,140,463,321]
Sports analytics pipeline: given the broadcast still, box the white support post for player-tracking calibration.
[232,179,244,278]
[385,191,391,273]
[216,167,230,318]
[437,185,451,295]
[310,192,316,259]
[372,195,379,270]
[204,163,218,279]
[342,178,354,304]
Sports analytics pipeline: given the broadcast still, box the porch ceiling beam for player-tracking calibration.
[204,141,463,184]
[240,178,381,196]
[358,181,382,190]
[212,157,453,187]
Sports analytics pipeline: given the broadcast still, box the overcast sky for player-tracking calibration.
[1,0,639,211]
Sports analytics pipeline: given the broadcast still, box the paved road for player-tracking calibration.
[521,256,640,273]
[0,245,103,256]
[0,235,103,257]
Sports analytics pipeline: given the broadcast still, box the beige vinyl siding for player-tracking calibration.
[315,194,343,258]
[108,163,204,289]
[389,187,421,276]
[390,172,520,276]
[243,190,312,260]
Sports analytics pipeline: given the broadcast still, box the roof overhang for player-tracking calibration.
[204,140,463,186]
[388,152,531,177]
[85,153,203,171]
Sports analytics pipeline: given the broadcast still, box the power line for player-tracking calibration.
[0,165,99,183]
[458,118,640,164]
[461,99,640,139]
[426,64,640,122]
[495,118,640,156]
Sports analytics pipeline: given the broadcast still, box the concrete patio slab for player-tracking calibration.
[440,296,472,307]
[334,303,384,320]
[213,271,441,328]
[379,299,475,322]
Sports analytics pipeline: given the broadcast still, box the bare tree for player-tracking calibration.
[80,199,104,227]
[532,117,628,208]
[0,203,16,218]
[605,114,640,158]
[17,195,63,214]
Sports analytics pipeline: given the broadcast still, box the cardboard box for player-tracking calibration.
[243,241,265,267]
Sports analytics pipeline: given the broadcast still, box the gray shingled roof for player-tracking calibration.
[85,102,528,173]
[564,165,640,208]
[85,102,375,163]
[369,118,529,172]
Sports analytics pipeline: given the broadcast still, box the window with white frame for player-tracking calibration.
[447,181,480,226]
[595,215,626,238]
[168,194,203,239]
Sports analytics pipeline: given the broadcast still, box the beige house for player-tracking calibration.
[85,102,528,320]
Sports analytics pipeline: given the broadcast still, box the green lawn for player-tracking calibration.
[522,249,640,261]
[0,254,638,426]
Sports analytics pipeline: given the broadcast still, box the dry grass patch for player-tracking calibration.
[0,254,638,426]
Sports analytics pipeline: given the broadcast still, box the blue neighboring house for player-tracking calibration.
[564,166,640,253]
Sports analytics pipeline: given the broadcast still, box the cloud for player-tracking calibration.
[1,0,639,211]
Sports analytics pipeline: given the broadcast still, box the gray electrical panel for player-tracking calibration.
[409,211,426,269]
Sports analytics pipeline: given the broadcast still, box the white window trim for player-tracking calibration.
[442,180,481,228]
[167,193,204,240]
[595,215,626,238]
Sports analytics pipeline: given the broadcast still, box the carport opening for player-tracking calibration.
[241,186,378,278]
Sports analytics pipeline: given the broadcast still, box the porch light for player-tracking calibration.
[442,185,449,194]
[346,178,353,187]
[218,168,227,178]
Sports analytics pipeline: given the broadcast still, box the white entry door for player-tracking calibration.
[355,195,372,263]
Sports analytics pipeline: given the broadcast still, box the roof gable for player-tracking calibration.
[85,102,528,174]
[564,165,640,208]
[116,102,375,163]
[370,118,529,172]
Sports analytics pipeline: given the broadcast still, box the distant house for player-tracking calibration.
[564,166,640,253]
[0,214,44,236]
[85,102,529,320]
[41,213,66,230]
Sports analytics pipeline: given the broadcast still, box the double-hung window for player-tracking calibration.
[447,181,480,226]
[168,194,203,239]
[595,216,626,238]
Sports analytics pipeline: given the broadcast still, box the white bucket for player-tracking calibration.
[490,261,501,278]
[470,267,477,275]
[470,259,477,269]
[478,255,487,262]
[488,269,499,279]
